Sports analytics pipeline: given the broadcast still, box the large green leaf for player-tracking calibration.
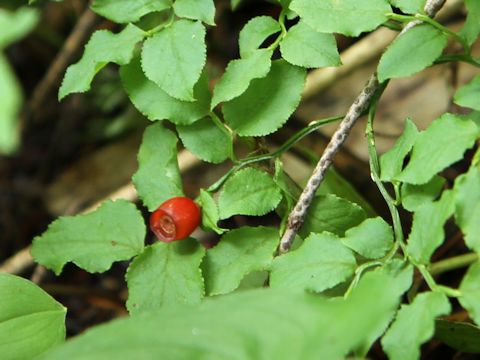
[454,75,480,111]
[142,19,206,101]
[218,167,282,219]
[173,0,215,26]
[378,24,448,82]
[202,226,278,295]
[460,262,480,326]
[300,194,367,238]
[91,0,172,23]
[401,175,445,212]
[454,165,480,252]
[120,56,210,125]
[31,200,145,275]
[177,116,232,163]
[238,16,281,58]
[132,123,183,211]
[0,274,66,360]
[0,7,38,49]
[222,60,305,136]
[435,320,480,354]
[211,49,272,109]
[397,113,478,185]
[290,0,392,37]
[59,24,145,100]
[280,20,340,68]
[126,239,205,315]
[460,0,480,46]
[382,291,451,360]
[406,190,454,264]
[389,0,425,14]
[270,232,356,292]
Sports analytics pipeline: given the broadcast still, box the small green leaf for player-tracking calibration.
[218,167,282,219]
[397,113,478,185]
[197,189,226,234]
[91,0,172,23]
[301,194,367,238]
[341,217,393,259]
[211,49,272,109]
[460,0,480,46]
[460,262,480,326]
[120,56,210,125]
[378,24,448,82]
[173,0,215,26]
[280,20,340,68]
[132,123,183,211]
[401,175,445,212]
[177,116,232,163]
[454,75,480,111]
[222,60,305,136]
[59,24,145,100]
[406,190,454,264]
[202,226,279,295]
[454,166,480,252]
[382,291,451,360]
[0,273,66,360]
[290,0,392,37]
[270,232,356,292]
[0,7,38,49]
[380,118,418,182]
[142,19,206,101]
[238,16,281,58]
[231,0,242,10]
[435,320,480,354]
[31,200,145,275]
[389,0,425,14]
[126,239,205,315]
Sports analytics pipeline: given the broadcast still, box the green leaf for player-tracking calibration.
[218,167,282,219]
[454,74,480,111]
[381,291,451,360]
[290,0,392,37]
[341,217,393,259]
[0,7,38,49]
[389,0,425,14]
[280,20,340,68]
[401,175,445,212]
[270,232,356,292]
[173,0,215,26]
[91,0,172,23]
[126,239,205,315]
[142,19,206,101]
[222,60,305,136]
[211,49,272,109]
[300,194,367,238]
[378,24,448,82]
[231,0,242,10]
[460,262,480,326]
[454,165,480,252]
[59,24,145,100]
[31,200,145,275]
[397,113,478,185]
[460,0,480,46]
[0,273,66,360]
[120,56,210,125]
[197,190,226,234]
[406,190,454,264]
[238,16,281,58]
[435,320,480,354]
[177,116,232,163]
[132,123,183,211]
[380,118,418,182]
[202,226,278,295]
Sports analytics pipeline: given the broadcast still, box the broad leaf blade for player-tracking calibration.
[173,0,215,26]
[202,226,279,295]
[460,0,480,46]
[454,75,480,111]
[197,190,226,234]
[91,0,172,23]
[401,175,445,212]
[0,274,66,360]
[435,320,480,354]
[238,16,281,58]
[126,239,205,315]
[132,123,183,211]
[389,0,425,14]
[0,7,39,49]
[460,262,480,326]
[31,200,145,274]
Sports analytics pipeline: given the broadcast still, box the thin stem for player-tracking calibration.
[429,253,478,275]
[267,10,288,51]
[417,264,462,297]
[209,111,237,162]
[146,11,175,37]
[435,54,480,68]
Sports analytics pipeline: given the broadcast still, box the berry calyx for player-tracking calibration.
[150,197,201,242]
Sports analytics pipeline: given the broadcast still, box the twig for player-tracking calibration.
[278,0,449,253]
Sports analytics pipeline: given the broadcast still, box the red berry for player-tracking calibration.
[150,197,201,242]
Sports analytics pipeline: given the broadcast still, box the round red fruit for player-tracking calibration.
[150,197,201,242]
